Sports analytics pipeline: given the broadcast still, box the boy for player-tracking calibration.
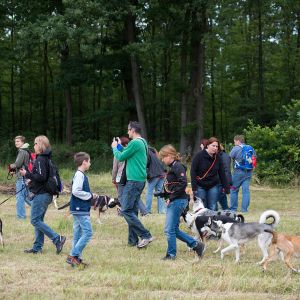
[66,152,98,267]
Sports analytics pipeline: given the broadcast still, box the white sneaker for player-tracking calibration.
[137,237,153,248]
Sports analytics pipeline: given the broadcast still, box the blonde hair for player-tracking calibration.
[14,135,25,143]
[159,144,181,161]
[34,135,50,153]
[74,152,90,167]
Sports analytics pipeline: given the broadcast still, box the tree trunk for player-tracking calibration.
[257,0,265,122]
[188,7,207,155]
[19,67,24,130]
[124,2,147,139]
[42,41,48,134]
[179,8,191,155]
[60,43,72,145]
[65,88,72,145]
[45,53,57,141]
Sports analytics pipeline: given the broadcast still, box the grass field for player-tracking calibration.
[1,172,300,299]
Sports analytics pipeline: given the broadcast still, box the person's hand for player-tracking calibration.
[92,193,98,200]
[19,168,26,176]
[112,179,116,184]
[166,199,170,206]
[111,138,118,148]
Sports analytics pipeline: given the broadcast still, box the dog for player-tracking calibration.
[262,230,300,273]
[56,195,119,224]
[202,210,280,263]
[0,218,4,248]
[181,206,244,246]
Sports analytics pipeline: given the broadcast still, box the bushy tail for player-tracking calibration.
[264,229,278,244]
[259,210,280,227]
[237,214,245,223]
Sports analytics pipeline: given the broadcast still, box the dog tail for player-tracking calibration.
[264,229,278,244]
[259,210,280,227]
[237,214,245,223]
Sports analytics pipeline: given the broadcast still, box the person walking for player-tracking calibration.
[20,135,66,254]
[145,146,166,214]
[191,137,230,210]
[66,152,98,267]
[111,121,153,248]
[230,135,256,213]
[112,136,148,215]
[217,144,232,210]
[10,135,31,219]
[159,144,204,260]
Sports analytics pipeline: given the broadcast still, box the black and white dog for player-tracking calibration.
[0,218,4,248]
[56,195,119,224]
[202,210,280,263]
[181,205,244,246]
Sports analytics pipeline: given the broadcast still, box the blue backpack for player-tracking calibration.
[235,145,255,170]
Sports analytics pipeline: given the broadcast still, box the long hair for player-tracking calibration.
[159,144,181,161]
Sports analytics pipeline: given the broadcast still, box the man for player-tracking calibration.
[111,121,153,248]
[10,135,31,219]
[230,135,256,213]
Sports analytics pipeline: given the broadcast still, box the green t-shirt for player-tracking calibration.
[113,137,147,182]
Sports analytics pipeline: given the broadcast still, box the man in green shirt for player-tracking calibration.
[111,121,153,248]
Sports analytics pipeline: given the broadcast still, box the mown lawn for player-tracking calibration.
[0,172,300,299]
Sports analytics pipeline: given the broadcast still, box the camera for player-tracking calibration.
[153,191,170,199]
[8,165,16,173]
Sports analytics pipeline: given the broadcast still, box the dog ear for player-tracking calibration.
[213,220,223,227]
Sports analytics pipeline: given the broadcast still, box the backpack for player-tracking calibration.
[235,144,256,170]
[44,159,62,196]
[24,149,36,173]
[147,147,165,180]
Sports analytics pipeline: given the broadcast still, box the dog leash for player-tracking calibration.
[0,185,26,207]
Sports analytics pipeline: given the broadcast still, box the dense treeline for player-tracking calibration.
[0,0,299,156]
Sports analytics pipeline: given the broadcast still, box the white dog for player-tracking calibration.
[203,210,280,263]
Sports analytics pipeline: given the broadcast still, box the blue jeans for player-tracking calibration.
[70,215,93,258]
[230,169,252,212]
[30,193,59,251]
[16,177,30,219]
[165,198,197,257]
[117,183,148,215]
[146,177,166,214]
[217,184,229,210]
[121,181,152,245]
[195,185,219,211]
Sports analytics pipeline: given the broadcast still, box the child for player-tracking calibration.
[66,152,98,267]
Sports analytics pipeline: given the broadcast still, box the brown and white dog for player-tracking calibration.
[262,230,300,273]
[0,218,4,248]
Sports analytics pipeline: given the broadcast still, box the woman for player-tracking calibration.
[217,144,232,210]
[190,137,230,211]
[20,135,66,254]
[159,144,204,260]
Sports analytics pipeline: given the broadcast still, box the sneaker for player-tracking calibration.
[137,237,153,248]
[162,254,176,261]
[193,242,205,258]
[66,255,81,266]
[24,248,42,254]
[56,235,66,254]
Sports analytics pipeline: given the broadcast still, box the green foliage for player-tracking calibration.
[244,100,300,185]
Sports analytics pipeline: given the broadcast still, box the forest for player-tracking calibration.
[0,0,300,178]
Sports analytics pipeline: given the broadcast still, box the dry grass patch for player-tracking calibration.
[1,177,300,299]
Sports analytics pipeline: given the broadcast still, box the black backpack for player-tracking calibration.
[44,159,62,196]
